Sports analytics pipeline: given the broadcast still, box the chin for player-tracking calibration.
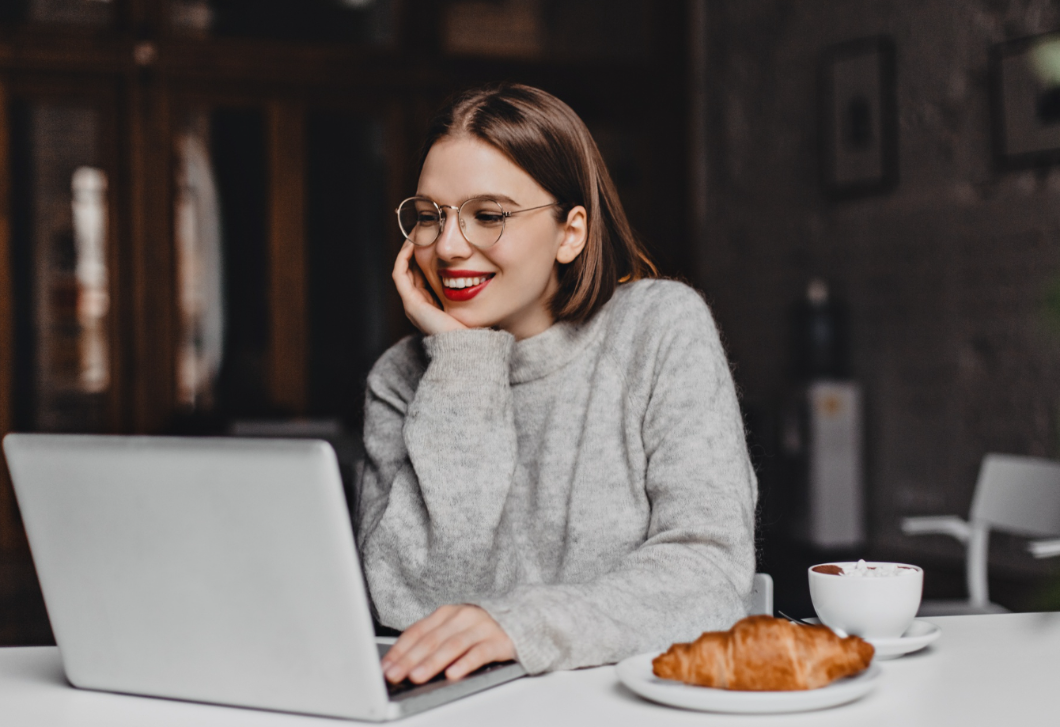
[444,308,496,330]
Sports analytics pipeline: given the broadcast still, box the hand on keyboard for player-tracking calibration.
[380,604,516,684]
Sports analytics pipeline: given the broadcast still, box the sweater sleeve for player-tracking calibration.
[356,328,518,627]
[470,290,758,674]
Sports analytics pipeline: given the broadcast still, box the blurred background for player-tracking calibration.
[1,0,1060,644]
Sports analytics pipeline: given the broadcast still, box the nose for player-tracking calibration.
[434,207,473,261]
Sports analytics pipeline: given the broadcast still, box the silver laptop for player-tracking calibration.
[2,434,525,721]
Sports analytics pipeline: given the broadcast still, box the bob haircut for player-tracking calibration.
[419,83,657,324]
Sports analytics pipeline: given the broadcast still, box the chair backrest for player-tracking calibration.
[969,454,1060,537]
[749,573,773,616]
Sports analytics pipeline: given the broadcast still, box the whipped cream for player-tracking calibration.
[842,560,916,577]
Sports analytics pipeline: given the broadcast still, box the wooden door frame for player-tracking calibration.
[123,62,176,432]
[0,76,17,554]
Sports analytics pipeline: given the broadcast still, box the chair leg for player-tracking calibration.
[967,525,990,608]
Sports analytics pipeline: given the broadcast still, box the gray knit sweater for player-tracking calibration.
[356,279,757,675]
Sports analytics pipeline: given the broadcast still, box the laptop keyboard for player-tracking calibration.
[384,661,519,698]
[386,671,447,697]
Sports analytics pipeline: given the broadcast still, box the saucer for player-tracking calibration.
[865,619,941,659]
[806,618,940,659]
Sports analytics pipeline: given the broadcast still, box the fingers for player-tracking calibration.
[380,604,455,673]
[382,606,473,683]
[408,255,440,306]
[391,240,473,336]
[407,622,485,683]
[444,641,504,681]
[391,242,427,307]
[391,242,466,336]
[379,605,515,685]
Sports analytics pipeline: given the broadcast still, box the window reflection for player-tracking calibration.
[71,167,109,394]
[172,108,270,420]
[10,102,110,432]
[175,114,224,411]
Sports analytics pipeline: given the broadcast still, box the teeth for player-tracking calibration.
[443,275,490,289]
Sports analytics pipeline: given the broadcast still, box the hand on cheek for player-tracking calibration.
[379,605,516,684]
[392,241,467,336]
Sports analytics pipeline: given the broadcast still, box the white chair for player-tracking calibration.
[901,453,1060,615]
[749,573,774,616]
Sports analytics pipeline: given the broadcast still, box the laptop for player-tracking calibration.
[2,434,525,721]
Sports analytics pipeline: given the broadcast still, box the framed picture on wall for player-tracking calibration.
[991,30,1060,168]
[819,36,898,200]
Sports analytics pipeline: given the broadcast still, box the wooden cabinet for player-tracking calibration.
[0,0,690,644]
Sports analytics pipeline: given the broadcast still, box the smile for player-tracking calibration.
[442,275,492,290]
[439,271,495,301]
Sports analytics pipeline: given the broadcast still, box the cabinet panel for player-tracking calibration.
[8,98,115,433]
[173,104,393,428]
[0,0,691,648]
[173,105,270,422]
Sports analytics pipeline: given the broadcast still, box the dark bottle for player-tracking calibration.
[792,279,848,382]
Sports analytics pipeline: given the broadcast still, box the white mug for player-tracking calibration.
[808,562,923,639]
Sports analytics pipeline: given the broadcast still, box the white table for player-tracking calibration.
[0,613,1057,726]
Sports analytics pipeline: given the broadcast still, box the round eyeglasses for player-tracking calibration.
[396,196,559,250]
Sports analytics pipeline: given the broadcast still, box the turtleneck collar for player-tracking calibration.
[507,288,619,384]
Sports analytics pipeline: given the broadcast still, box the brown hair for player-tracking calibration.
[419,83,657,324]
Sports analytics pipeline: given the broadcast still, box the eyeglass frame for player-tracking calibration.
[395,196,561,249]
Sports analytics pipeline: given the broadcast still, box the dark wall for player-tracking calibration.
[699,1,1060,575]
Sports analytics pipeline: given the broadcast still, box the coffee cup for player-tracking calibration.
[808,561,923,639]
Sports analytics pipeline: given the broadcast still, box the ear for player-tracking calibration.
[555,205,588,265]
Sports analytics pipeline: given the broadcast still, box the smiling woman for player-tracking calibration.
[356,83,757,686]
[398,135,586,339]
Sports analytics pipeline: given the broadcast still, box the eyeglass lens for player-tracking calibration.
[397,198,506,248]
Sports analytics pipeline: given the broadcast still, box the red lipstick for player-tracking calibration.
[439,269,494,302]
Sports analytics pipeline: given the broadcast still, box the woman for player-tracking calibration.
[357,84,756,686]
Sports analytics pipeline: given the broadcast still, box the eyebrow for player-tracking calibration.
[416,193,521,207]
[465,193,519,207]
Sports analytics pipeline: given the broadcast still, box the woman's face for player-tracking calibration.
[413,136,586,340]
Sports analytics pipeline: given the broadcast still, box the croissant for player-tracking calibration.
[652,615,874,691]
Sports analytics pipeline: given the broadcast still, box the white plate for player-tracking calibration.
[806,618,941,659]
[615,653,880,714]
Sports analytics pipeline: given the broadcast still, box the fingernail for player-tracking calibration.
[385,666,401,681]
[410,667,426,681]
